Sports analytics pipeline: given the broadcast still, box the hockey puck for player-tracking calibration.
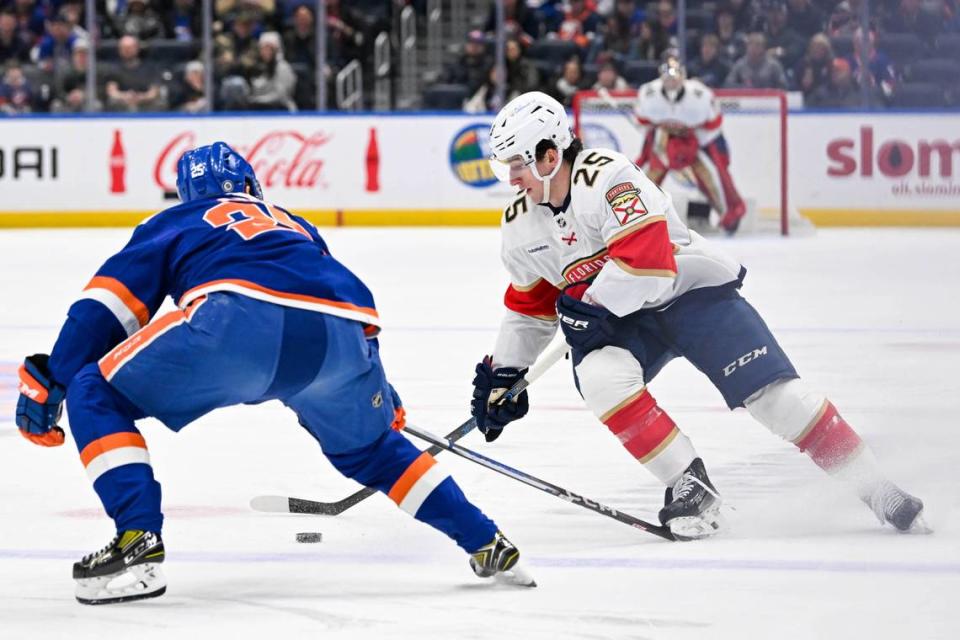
[295,532,322,543]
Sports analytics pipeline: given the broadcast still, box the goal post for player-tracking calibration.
[573,88,802,236]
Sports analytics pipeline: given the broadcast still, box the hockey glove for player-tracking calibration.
[470,356,529,442]
[556,283,617,354]
[16,354,66,447]
[388,383,406,431]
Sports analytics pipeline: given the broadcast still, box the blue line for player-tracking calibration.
[2,548,957,575]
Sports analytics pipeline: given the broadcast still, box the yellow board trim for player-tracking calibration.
[800,209,960,227]
[0,209,504,228]
[5,208,960,228]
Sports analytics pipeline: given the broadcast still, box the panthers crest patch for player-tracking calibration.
[605,182,647,226]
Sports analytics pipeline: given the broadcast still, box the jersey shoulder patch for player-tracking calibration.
[604,182,649,226]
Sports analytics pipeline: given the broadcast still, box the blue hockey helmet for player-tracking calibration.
[176,141,264,203]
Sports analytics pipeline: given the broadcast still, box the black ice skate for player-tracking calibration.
[658,458,725,541]
[73,530,166,605]
[469,531,536,587]
[863,480,930,534]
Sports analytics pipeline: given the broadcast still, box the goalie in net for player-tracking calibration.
[633,56,747,234]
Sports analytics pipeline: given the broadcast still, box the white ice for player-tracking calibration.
[1,227,958,639]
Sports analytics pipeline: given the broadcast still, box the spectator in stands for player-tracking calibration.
[722,0,756,32]
[550,55,587,107]
[653,0,678,38]
[725,32,788,88]
[215,9,261,78]
[12,0,46,46]
[58,2,89,41]
[51,36,97,112]
[104,34,165,111]
[0,61,34,114]
[169,59,208,112]
[716,8,748,63]
[807,57,868,107]
[114,0,164,41]
[34,12,77,73]
[794,33,833,98]
[443,30,491,95]
[826,1,858,37]
[326,0,368,67]
[592,59,628,91]
[635,18,671,60]
[762,0,806,73]
[283,4,315,68]
[505,37,539,97]
[0,9,31,64]
[848,27,896,104]
[786,0,826,39]
[882,0,942,40]
[688,33,731,88]
[165,0,202,41]
[248,30,296,111]
[483,0,540,44]
[603,0,646,57]
[463,65,506,114]
[556,0,602,58]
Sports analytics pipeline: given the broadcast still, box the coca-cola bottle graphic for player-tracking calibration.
[110,129,126,194]
[365,127,380,193]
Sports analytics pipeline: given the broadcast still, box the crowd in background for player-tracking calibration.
[0,0,389,114]
[1,0,959,115]
[444,0,960,111]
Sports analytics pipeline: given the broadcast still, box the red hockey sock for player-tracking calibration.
[794,401,863,472]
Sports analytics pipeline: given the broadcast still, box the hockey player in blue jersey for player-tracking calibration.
[15,142,533,605]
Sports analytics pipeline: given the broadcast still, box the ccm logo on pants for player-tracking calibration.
[723,346,768,377]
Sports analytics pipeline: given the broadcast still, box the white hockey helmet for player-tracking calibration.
[488,91,572,185]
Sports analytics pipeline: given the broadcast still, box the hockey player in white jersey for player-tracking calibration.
[470,91,927,539]
[634,57,748,234]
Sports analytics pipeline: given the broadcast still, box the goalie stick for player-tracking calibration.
[249,338,571,516]
[402,423,676,541]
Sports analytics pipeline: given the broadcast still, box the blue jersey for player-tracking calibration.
[48,193,379,386]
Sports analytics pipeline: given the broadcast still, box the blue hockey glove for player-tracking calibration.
[556,283,617,354]
[470,356,529,442]
[16,354,66,447]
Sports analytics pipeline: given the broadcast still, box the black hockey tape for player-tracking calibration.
[295,532,322,543]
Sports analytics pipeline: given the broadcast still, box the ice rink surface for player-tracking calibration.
[1,227,958,639]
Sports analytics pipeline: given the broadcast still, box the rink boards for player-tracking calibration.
[0,111,957,227]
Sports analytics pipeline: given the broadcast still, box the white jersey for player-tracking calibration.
[634,78,723,146]
[493,148,742,368]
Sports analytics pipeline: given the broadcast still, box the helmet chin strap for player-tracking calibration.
[535,156,563,205]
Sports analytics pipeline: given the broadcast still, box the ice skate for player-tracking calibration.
[73,530,166,605]
[863,480,930,534]
[659,458,725,541]
[469,531,536,587]
[719,201,746,234]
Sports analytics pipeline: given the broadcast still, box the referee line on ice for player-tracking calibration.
[2,549,958,575]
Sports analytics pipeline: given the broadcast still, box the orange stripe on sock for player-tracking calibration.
[80,432,147,467]
[387,452,436,505]
[85,276,150,328]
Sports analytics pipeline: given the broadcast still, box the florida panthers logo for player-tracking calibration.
[605,182,647,226]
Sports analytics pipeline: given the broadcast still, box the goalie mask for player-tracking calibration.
[659,57,686,101]
[488,91,572,204]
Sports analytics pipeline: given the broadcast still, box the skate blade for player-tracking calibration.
[668,507,726,541]
[492,562,537,588]
[76,563,167,605]
[899,511,933,535]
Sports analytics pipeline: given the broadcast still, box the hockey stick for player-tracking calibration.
[402,423,676,541]
[250,338,571,516]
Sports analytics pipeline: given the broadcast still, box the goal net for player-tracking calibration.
[573,88,810,235]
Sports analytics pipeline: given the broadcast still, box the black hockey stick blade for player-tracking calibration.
[403,424,676,541]
[249,417,479,515]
